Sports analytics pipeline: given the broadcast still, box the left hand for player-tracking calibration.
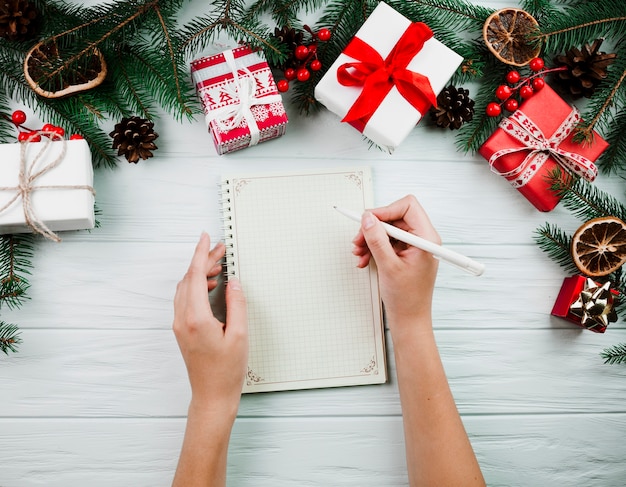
[173,232,248,416]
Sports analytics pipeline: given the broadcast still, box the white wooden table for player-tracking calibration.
[2,2,626,485]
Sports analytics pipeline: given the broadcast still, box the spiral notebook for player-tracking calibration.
[220,167,386,393]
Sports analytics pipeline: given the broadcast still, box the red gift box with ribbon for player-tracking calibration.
[314,2,462,153]
[191,46,288,155]
[478,84,608,211]
[551,275,619,333]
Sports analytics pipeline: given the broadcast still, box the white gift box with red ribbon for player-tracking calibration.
[315,2,463,153]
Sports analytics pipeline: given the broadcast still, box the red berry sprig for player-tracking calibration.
[277,26,331,92]
[485,57,566,117]
[3,109,83,142]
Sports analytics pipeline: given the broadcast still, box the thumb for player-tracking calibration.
[361,211,397,268]
[225,277,248,338]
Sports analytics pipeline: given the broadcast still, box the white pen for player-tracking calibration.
[334,206,485,277]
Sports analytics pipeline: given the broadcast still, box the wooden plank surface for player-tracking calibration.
[2,0,626,485]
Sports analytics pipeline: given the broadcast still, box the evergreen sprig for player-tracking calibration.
[0,235,34,311]
[534,222,578,275]
[600,343,626,365]
[546,169,626,223]
[533,0,626,54]
[0,322,21,355]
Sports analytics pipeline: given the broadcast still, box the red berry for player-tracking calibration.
[296,68,310,82]
[529,57,544,72]
[504,98,519,112]
[317,28,331,42]
[52,125,65,137]
[18,131,40,142]
[11,110,26,125]
[42,123,56,133]
[295,45,309,60]
[519,85,534,99]
[505,71,521,84]
[310,59,322,71]
[284,68,296,80]
[495,85,512,100]
[70,134,84,140]
[277,79,289,92]
[531,77,545,91]
[486,102,502,117]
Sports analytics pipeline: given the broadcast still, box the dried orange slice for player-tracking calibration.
[483,8,541,66]
[571,216,626,277]
[24,39,107,98]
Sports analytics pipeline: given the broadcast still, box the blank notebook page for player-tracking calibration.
[221,167,386,393]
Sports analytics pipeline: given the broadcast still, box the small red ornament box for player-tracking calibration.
[551,275,618,333]
[478,85,608,212]
[191,46,288,155]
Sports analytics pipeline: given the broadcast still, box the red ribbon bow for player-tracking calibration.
[336,21,437,128]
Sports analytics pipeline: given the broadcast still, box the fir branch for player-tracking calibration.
[152,5,194,120]
[245,0,328,29]
[534,0,626,54]
[601,343,626,365]
[546,168,626,222]
[534,222,578,274]
[0,234,33,310]
[394,0,491,31]
[521,0,563,23]
[597,109,626,175]
[0,322,21,355]
[455,50,503,152]
[575,67,626,144]
[178,0,280,60]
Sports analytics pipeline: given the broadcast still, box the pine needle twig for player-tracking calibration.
[601,343,626,364]
[0,322,21,355]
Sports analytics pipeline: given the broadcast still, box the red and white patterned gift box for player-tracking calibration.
[191,46,288,155]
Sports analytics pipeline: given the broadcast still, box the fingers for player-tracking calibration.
[360,211,398,269]
[179,233,226,321]
[372,195,440,243]
[224,278,248,341]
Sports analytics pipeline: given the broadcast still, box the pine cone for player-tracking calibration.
[429,85,475,130]
[554,39,617,99]
[0,0,39,41]
[109,116,159,164]
[270,26,304,70]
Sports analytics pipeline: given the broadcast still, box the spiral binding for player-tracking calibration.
[219,178,236,278]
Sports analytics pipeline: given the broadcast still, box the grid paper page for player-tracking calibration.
[222,167,386,393]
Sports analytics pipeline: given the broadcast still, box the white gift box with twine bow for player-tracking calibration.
[0,136,95,241]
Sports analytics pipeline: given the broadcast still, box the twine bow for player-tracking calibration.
[205,49,283,146]
[0,132,96,242]
[488,108,598,188]
[336,21,437,127]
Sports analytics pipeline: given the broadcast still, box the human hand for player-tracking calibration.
[352,195,440,329]
[173,232,248,417]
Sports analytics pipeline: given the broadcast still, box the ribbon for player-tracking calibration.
[489,108,598,189]
[205,49,283,146]
[336,21,437,127]
[0,132,96,242]
[569,278,618,331]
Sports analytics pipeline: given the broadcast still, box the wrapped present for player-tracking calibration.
[191,46,288,155]
[478,84,608,212]
[0,135,95,242]
[314,1,463,153]
[551,275,619,333]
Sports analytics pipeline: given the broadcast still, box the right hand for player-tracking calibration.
[352,195,441,329]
